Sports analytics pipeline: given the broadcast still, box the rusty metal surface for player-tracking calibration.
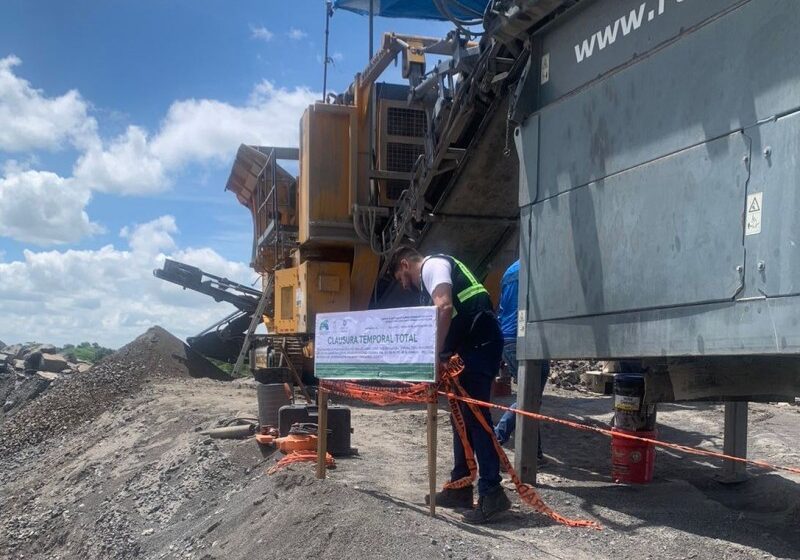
[225,144,297,208]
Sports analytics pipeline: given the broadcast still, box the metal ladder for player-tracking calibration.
[273,336,312,403]
[232,274,273,377]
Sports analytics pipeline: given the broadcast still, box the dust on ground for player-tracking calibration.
[1,327,799,559]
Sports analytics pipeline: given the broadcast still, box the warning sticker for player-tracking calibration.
[745,192,762,236]
[540,53,550,85]
[517,310,527,338]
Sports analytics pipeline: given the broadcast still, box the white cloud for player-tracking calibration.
[0,55,97,152]
[150,81,317,168]
[0,56,319,246]
[0,216,257,348]
[73,126,167,194]
[120,215,177,254]
[288,28,307,40]
[69,79,317,195]
[0,168,102,245]
[250,25,273,42]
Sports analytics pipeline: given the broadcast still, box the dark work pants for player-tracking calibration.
[449,313,503,496]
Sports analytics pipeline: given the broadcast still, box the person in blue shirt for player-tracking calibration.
[493,259,549,462]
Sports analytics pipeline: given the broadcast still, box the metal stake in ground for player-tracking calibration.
[427,385,437,517]
[316,387,329,479]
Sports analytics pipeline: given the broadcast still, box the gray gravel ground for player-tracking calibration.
[1,329,798,559]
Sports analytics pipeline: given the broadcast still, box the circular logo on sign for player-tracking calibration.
[630,451,642,463]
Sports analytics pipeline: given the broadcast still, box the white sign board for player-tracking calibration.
[315,306,437,382]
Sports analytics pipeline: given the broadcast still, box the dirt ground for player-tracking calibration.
[2,350,799,560]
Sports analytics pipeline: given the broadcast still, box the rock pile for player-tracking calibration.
[0,343,92,378]
[0,326,229,456]
[0,344,94,419]
[549,360,602,390]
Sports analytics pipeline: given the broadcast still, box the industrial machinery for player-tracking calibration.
[488,0,800,482]
[175,0,800,482]
[153,259,262,361]
[222,29,519,370]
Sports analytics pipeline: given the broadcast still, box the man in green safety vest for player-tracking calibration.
[390,246,510,524]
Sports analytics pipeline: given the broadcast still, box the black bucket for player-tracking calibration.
[256,382,291,428]
[613,374,657,431]
[253,367,291,385]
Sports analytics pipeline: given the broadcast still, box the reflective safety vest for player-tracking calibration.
[419,254,493,320]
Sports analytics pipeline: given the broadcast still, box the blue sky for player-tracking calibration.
[0,1,452,347]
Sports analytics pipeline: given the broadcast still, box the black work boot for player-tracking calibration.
[462,486,511,524]
[424,486,473,509]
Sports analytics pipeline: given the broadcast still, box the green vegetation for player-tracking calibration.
[59,342,115,364]
[206,357,251,377]
[205,356,252,378]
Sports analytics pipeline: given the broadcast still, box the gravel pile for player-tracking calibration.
[177,470,503,560]
[0,326,228,456]
[549,360,602,390]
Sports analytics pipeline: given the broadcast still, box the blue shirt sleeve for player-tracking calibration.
[497,260,520,341]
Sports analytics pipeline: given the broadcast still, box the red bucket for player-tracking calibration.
[611,427,656,484]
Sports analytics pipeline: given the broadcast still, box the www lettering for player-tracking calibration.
[574,0,681,63]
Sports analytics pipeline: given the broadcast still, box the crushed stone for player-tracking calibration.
[0,326,228,456]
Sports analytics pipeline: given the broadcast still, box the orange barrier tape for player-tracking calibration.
[442,361,600,529]
[321,356,800,528]
[441,360,477,491]
[324,357,600,529]
[268,450,336,475]
[322,379,429,406]
[442,392,800,477]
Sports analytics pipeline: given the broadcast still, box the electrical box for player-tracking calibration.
[297,261,351,333]
[274,267,299,334]
[272,262,351,334]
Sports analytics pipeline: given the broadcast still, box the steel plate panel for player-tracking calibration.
[529,0,800,201]
[745,112,800,298]
[537,0,742,105]
[520,296,800,360]
[526,132,746,321]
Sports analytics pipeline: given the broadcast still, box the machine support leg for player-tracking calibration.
[515,360,545,485]
[721,401,748,483]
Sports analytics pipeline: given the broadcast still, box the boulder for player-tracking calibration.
[24,351,44,372]
[5,344,24,359]
[0,339,5,350]
[580,370,615,394]
[76,363,92,373]
[13,359,26,371]
[40,353,69,373]
[601,360,622,373]
[36,371,59,382]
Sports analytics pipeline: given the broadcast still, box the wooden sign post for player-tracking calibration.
[313,307,439,504]
[316,387,329,479]
[427,385,437,516]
